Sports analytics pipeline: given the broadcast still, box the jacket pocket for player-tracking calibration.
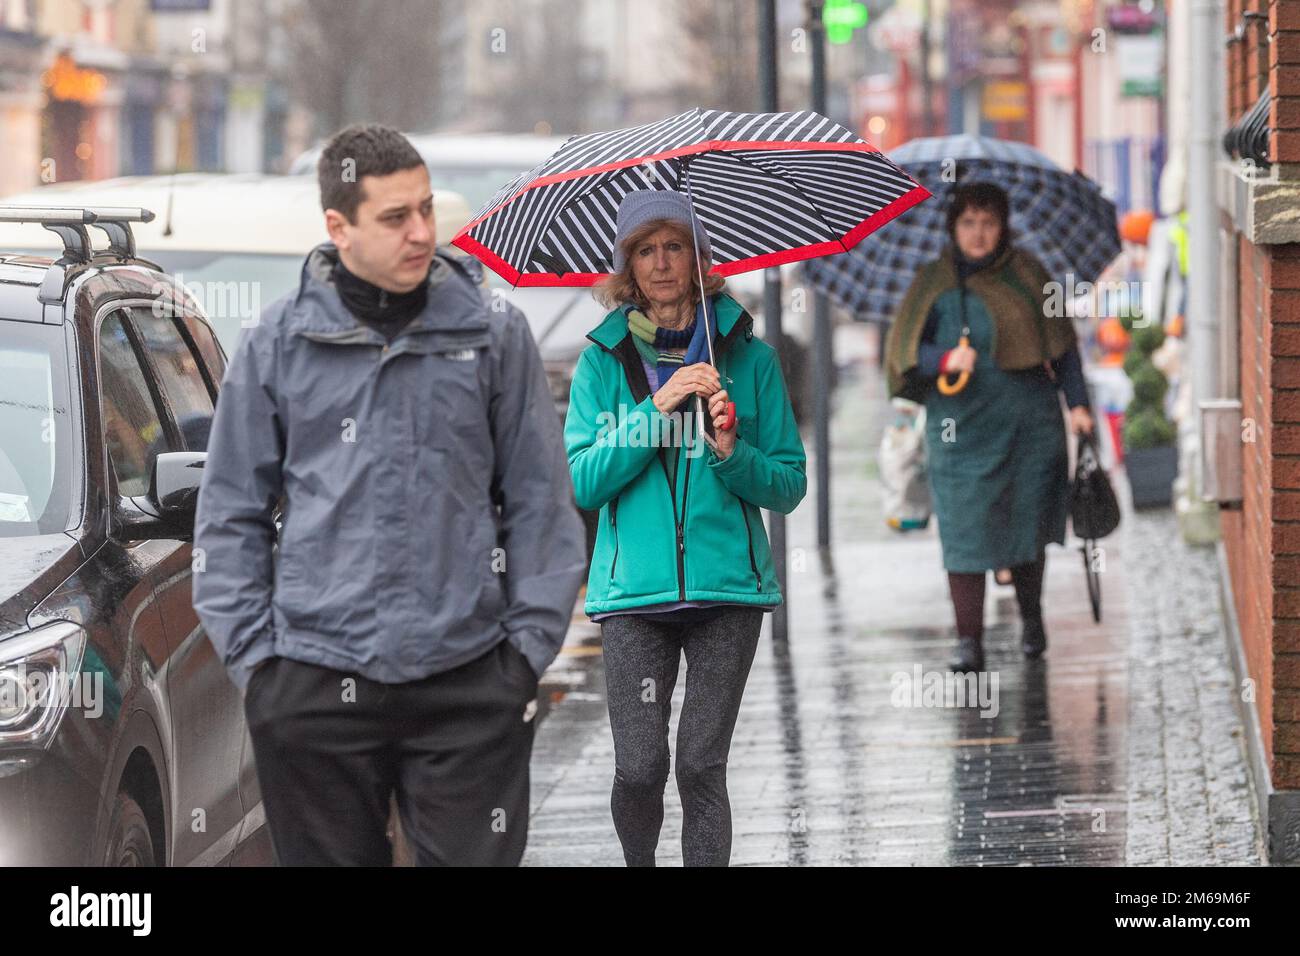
[497,638,539,698]
[736,412,758,444]
[272,547,309,621]
[244,656,279,700]
[410,445,498,633]
[608,495,620,581]
[736,494,763,592]
[410,329,492,450]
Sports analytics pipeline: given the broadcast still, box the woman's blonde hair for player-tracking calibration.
[593,218,725,311]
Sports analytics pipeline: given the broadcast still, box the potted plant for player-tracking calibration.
[1121,320,1178,508]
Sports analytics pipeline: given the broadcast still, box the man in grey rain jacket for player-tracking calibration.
[192,124,586,866]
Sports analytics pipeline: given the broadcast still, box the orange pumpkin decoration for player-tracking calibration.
[1120,209,1156,245]
[1097,316,1131,352]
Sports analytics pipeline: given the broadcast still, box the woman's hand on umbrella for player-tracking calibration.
[942,343,977,375]
[706,389,737,459]
[653,363,721,415]
[1069,406,1094,436]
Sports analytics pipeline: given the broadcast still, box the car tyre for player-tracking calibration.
[104,792,156,867]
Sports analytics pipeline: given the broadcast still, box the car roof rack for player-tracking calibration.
[0,206,155,305]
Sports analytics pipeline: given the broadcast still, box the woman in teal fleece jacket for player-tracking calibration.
[563,189,806,866]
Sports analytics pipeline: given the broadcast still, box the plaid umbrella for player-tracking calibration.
[451,108,930,287]
[801,135,1121,324]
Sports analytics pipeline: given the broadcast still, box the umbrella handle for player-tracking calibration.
[700,399,736,434]
[936,336,972,395]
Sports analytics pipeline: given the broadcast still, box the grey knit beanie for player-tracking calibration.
[610,189,712,272]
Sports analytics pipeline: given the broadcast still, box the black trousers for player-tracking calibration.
[243,639,539,866]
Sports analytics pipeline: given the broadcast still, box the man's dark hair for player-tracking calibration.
[945,181,1011,240]
[317,124,425,223]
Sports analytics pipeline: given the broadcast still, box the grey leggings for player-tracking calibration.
[600,606,764,866]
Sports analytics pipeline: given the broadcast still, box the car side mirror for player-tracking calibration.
[151,451,206,523]
[108,452,207,542]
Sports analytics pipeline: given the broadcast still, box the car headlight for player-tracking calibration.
[0,621,87,756]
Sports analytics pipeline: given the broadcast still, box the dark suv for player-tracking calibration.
[0,207,272,865]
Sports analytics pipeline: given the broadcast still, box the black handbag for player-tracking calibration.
[1070,433,1120,622]
[1071,433,1120,540]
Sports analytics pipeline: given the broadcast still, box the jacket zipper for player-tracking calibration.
[676,434,693,601]
[671,315,750,600]
[609,495,619,580]
[592,330,689,600]
[736,494,762,590]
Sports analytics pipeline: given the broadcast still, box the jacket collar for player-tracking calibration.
[944,239,1015,284]
[286,242,484,341]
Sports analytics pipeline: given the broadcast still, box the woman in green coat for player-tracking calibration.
[564,189,806,866]
[884,182,1094,672]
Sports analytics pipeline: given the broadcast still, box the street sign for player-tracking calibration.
[981,81,1030,122]
[1117,34,1163,97]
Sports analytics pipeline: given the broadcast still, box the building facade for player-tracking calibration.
[0,0,301,195]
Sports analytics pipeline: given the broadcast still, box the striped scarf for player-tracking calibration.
[626,307,697,388]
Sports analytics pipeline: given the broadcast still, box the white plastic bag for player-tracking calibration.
[880,398,931,531]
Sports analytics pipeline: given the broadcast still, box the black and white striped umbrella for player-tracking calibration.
[801,135,1122,324]
[451,108,930,287]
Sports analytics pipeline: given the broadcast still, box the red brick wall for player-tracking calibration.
[1272,244,1300,785]
[1221,0,1300,788]
[1224,236,1276,773]
[1269,1,1300,164]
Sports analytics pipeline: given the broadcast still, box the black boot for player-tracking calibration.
[949,635,984,672]
[1021,617,1047,658]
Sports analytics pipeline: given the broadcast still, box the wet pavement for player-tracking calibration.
[524,325,1263,866]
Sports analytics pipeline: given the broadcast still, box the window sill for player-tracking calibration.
[1216,159,1300,245]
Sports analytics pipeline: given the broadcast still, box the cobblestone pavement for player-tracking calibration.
[1121,507,1263,865]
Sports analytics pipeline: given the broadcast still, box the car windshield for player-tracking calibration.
[146,251,303,353]
[0,321,74,536]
